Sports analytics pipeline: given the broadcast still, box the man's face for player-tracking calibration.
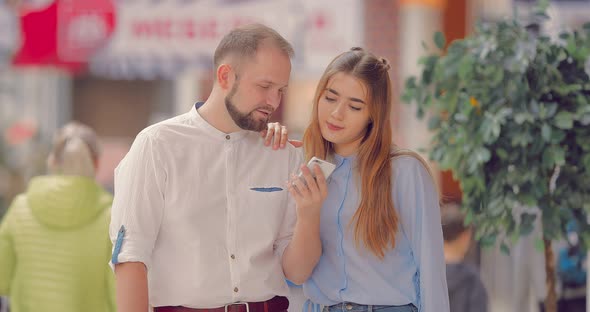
[224,44,291,132]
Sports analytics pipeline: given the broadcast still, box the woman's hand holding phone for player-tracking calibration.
[288,163,328,221]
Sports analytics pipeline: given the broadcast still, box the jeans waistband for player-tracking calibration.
[324,302,416,312]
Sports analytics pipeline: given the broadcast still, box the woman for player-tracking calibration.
[289,47,449,312]
[0,122,115,312]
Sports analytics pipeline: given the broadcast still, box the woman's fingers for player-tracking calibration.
[264,123,276,146]
[279,125,288,149]
[263,122,289,149]
[301,165,320,195]
[311,165,328,198]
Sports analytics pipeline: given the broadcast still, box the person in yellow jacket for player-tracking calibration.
[0,122,115,312]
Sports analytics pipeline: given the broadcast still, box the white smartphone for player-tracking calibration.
[298,157,336,179]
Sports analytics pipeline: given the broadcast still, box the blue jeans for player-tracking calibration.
[323,302,417,312]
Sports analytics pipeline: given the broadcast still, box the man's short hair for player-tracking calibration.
[441,202,469,242]
[213,23,294,69]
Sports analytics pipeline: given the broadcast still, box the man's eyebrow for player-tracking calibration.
[326,88,366,104]
[259,80,288,89]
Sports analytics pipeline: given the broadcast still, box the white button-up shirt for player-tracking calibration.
[109,105,302,308]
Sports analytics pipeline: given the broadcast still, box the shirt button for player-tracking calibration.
[346,304,353,310]
[230,254,235,260]
[225,135,230,140]
[234,287,239,293]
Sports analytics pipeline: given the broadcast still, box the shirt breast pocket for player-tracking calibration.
[245,181,288,230]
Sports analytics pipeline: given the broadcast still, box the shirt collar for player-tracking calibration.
[332,153,357,168]
[190,102,249,142]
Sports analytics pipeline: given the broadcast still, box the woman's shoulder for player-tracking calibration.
[390,149,431,175]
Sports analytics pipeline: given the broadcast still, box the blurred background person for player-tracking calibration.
[442,202,488,312]
[0,122,115,312]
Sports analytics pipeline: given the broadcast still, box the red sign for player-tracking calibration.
[12,0,116,73]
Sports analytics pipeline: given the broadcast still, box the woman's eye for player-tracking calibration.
[324,96,336,102]
[259,85,270,89]
[350,105,362,111]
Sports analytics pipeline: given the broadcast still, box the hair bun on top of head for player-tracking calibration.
[379,57,391,71]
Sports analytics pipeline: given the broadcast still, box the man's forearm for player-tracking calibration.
[281,219,322,285]
[115,262,149,312]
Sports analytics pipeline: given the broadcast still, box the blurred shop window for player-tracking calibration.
[72,76,175,191]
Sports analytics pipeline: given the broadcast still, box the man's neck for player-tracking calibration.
[444,243,467,264]
[198,94,241,134]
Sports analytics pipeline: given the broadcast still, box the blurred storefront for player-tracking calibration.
[1,0,366,193]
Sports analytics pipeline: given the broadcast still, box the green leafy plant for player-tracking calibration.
[402,2,590,311]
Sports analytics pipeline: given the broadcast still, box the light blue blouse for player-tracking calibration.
[302,154,449,312]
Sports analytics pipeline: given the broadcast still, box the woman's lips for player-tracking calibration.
[327,122,343,131]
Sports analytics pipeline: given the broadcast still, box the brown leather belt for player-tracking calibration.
[154,296,289,312]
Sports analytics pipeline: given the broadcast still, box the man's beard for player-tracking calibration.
[225,80,274,132]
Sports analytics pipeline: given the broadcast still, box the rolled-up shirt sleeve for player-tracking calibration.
[109,130,166,271]
[395,156,449,312]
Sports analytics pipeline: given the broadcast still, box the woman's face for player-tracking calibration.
[317,72,371,156]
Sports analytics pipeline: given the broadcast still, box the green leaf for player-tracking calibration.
[551,129,566,144]
[434,31,446,50]
[541,124,552,142]
[421,40,429,50]
[554,111,574,129]
[496,148,509,160]
[534,237,545,252]
[514,112,534,124]
[421,57,438,84]
[582,154,590,172]
[553,146,566,166]
[500,242,511,255]
[405,77,417,89]
[566,37,578,56]
[543,146,566,168]
[401,91,414,104]
[459,55,475,81]
[454,113,468,122]
[519,213,537,236]
[464,209,474,225]
[511,132,533,147]
[518,193,538,207]
[544,103,558,119]
[428,116,441,130]
[480,234,498,248]
[475,148,492,163]
[535,0,550,13]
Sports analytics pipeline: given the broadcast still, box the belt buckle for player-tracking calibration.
[225,302,249,312]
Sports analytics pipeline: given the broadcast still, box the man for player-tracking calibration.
[110,24,324,312]
[441,203,488,312]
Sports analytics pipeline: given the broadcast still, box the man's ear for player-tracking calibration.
[217,64,233,90]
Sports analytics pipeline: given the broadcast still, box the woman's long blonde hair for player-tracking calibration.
[303,48,436,259]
